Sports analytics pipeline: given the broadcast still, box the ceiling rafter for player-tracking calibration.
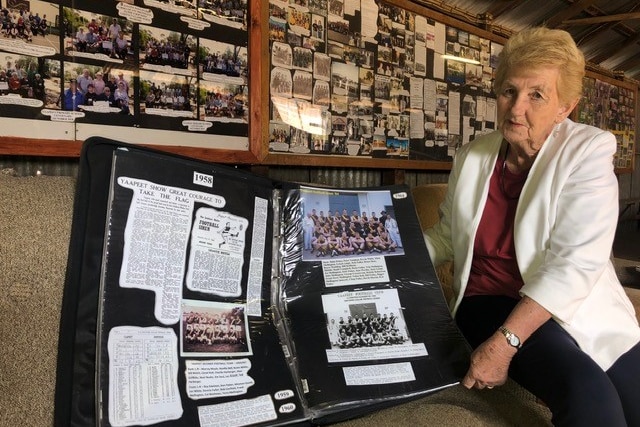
[576,17,626,45]
[544,0,600,28]
[580,2,640,64]
[411,0,515,38]
[561,11,640,25]
[570,2,638,35]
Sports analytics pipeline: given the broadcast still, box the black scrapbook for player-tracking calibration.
[54,137,470,427]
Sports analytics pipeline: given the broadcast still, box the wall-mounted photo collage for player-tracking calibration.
[268,0,499,161]
[577,76,636,170]
[0,0,248,142]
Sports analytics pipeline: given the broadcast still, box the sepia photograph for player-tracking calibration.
[181,299,252,357]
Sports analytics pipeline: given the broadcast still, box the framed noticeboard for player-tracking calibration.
[0,0,263,163]
[576,71,637,174]
[261,0,505,170]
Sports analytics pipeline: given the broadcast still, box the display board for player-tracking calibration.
[0,0,259,162]
[263,0,501,168]
[576,71,637,174]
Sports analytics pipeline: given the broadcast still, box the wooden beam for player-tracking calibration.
[545,0,599,28]
[250,0,269,161]
[577,2,640,63]
[562,12,640,26]
[0,138,82,157]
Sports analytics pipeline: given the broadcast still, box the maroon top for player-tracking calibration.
[465,154,528,299]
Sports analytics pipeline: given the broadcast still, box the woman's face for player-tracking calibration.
[496,66,574,155]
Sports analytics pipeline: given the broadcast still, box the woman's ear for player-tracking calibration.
[556,98,580,123]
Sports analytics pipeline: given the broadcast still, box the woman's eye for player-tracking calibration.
[531,91,543,100]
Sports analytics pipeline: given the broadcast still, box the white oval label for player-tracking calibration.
[279,403,296,413]
[274,389,294,400]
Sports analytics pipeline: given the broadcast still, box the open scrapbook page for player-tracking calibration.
[55,137,470,427]
[274,183,470,421]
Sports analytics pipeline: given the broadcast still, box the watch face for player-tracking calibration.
[509,335,520,347]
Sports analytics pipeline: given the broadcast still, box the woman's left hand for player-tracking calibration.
[461,332,516,390]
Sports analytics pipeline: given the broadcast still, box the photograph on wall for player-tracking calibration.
[0,0,59,54]
[312,78,330,107]
[143,0,198,19]
[139,24,196,77]
[140,70,197,118]
[62,7,133,66]
[269,14,287,42]
[63,61,135,126]
[331,60,358,112]
[0,52,60,118]
[198,0,248,30]
[198,78,248,124]
[270,66,292,98]
[271,41,292,68]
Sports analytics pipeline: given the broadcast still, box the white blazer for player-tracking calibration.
[425,119,640,370]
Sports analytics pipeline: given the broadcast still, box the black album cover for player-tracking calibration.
[55,137,470,427]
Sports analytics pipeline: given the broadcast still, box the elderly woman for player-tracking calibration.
[424,27,640,426]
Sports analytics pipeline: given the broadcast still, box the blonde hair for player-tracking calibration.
[494,27,585,105]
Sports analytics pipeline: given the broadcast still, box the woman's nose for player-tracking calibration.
[509,95,528,115]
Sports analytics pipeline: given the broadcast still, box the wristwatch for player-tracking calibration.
[498,326,522,349]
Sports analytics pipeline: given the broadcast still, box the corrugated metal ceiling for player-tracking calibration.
[412,0,640,82]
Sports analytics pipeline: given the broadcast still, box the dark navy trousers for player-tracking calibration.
[456,295,640,427]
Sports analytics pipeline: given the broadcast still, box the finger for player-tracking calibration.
[461,375,475,389]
